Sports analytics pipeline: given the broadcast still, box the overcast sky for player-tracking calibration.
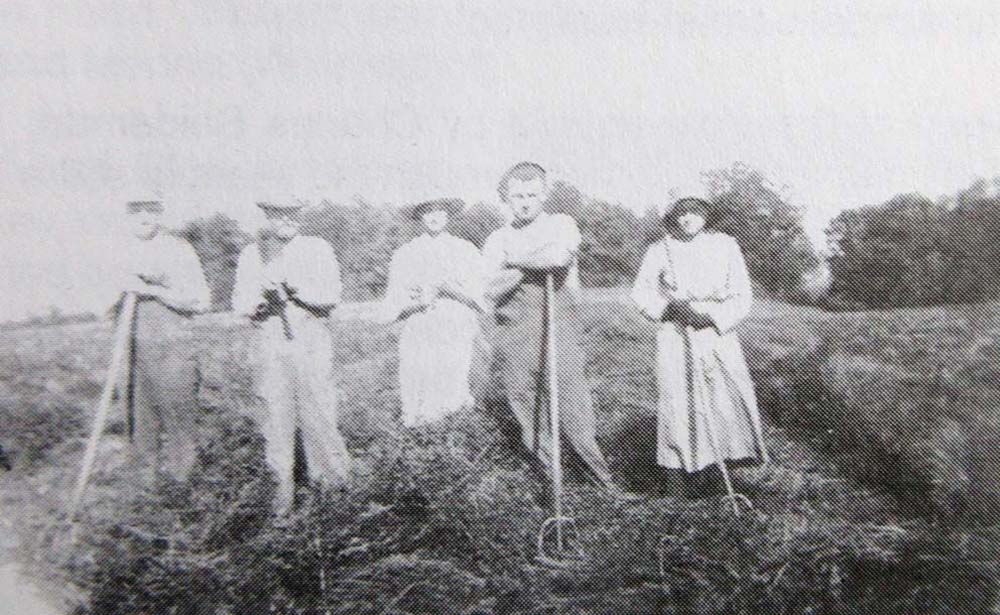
[2,1,999,319]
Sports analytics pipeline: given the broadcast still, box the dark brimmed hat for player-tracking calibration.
[404,197,465,220]
[661,197,711,224]
[256,201,305,216]
[126,200,164,214]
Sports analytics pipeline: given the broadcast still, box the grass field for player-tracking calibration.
[0,291,998,614]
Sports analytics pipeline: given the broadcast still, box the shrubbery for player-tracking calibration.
[826,180,1000,309]
[179,167,1000,313]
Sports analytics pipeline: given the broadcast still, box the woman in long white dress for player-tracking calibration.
[631,197,769,489]
[382,198,486,427]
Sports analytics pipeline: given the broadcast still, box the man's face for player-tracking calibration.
[129,210,161,240]
[266,211,301,241]
[504,177,546,223]
[676,212,707,238]
[421,209,449,235]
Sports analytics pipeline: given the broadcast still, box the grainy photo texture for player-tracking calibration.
[2,3,999,614]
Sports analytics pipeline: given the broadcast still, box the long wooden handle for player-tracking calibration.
[67,293,138,521]
[546,273,563,549]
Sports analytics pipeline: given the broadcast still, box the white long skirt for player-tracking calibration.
[655,323,769,472]
[398,300,481,427]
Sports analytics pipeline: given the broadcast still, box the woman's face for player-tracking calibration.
[675,212,707,238]
[129,210,161,240]
[421,209,450,234]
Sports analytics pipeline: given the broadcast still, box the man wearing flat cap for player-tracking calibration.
[381,197,486,426]
[232,201,352,515]
[116,200,211,487]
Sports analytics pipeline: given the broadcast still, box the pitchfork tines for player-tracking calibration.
[536,514,585,568]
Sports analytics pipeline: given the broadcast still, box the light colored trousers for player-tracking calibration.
[255,309,352,507]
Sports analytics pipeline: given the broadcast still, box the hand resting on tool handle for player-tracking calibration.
[485,268,525,302]
[486,242,575,303]
[664,300,716,331]
[249,288,288,323]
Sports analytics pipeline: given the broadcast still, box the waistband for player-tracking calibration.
[519,268,571,290]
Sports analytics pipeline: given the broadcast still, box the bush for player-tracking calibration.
[826,179,1000,309]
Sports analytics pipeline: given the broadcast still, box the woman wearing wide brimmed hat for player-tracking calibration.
[631,197,769,493]
[381,198,486,427]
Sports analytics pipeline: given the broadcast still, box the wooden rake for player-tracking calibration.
[64,292,138,540]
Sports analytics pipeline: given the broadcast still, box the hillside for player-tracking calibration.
[0,294,997,614]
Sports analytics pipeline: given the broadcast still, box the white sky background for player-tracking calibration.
[2,1,999,319]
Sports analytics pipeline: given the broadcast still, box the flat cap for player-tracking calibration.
[126,200,164,214]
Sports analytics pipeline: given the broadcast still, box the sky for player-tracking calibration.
[2,1,999,319]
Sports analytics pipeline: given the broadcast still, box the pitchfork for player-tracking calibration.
[536,273,585,568]
[690,327,754,516]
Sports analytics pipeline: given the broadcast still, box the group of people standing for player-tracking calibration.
[114,161,768,516]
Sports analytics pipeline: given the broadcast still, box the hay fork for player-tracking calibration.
[691,327,753,516]
[536,273,585,567]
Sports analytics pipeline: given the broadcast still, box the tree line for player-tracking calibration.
[179,163,999,312]
[181,163,819,310]
[824,179,1000,309]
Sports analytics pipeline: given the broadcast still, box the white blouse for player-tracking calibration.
[631,232,753,333]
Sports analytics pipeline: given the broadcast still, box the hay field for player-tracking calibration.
[0,293,997,614]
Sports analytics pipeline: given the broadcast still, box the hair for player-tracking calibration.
[497,161,546,201]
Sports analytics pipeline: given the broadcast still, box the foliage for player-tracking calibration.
[703,162,820,299]
[825,179,1000,309]
[175,164,820,310]
[180,213,252,311]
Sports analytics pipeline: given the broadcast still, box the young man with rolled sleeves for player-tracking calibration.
[481,163,634,498]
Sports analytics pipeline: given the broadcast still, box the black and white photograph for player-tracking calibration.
[2,2,999,614]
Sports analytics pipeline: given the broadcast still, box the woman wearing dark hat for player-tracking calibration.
[631,197,769,493]
[381,198,486,427]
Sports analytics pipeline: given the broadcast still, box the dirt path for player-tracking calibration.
[0,515,65,615]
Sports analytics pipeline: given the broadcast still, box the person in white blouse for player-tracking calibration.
[116,200,211,487]
[381,198,486,427]
[232,202,352,515]
[631,197,769,493]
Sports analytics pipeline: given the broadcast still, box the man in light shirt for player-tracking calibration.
[232,201,352,515]
[482,163,629,496]
[117,200,211,487]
